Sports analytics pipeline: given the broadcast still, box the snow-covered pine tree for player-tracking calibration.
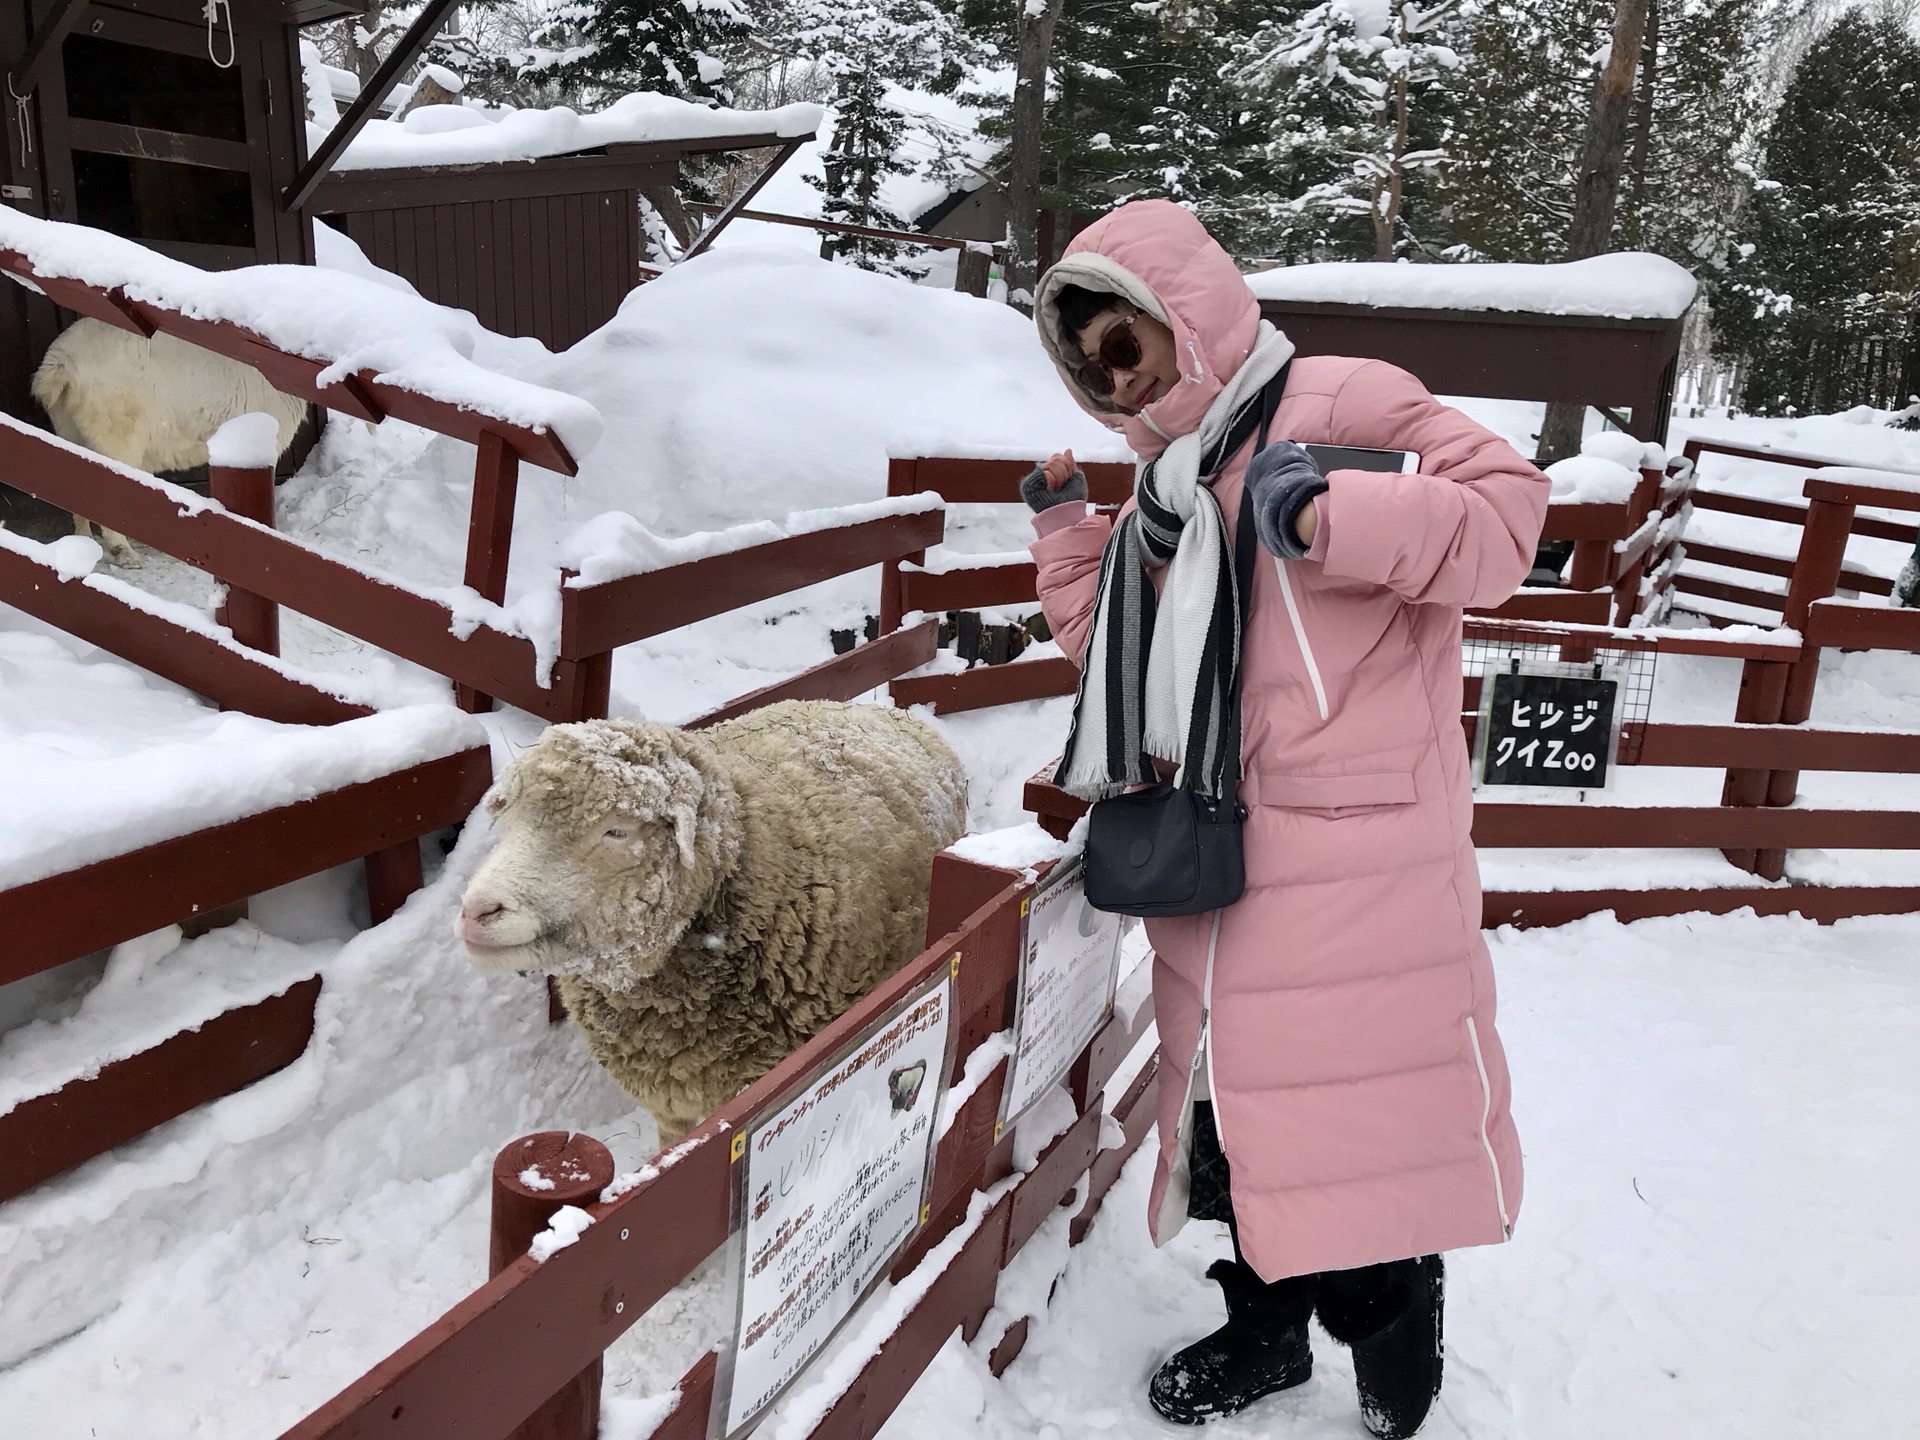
[460,0,749,111]
[1124,0,1283,255]
[1716,10,1920,414]
[773,0,956,271]
[1237,0,1466,261]
[1431,0,1607,262]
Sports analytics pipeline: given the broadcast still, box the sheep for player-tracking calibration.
[30,318,316,568]
[456,700,969,1146]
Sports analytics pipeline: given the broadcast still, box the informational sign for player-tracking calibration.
[997,859,1126,1134]
[720,966,955,1437]
[1475,662,1622,790]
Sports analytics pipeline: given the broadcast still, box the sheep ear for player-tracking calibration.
[670,802,699,869]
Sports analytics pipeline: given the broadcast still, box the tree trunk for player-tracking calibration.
[1537,0,1653,464]
[1006,0,1067,307]
[644,185,699,251]
[1622,0,1660,249]
[348,1,388,86]
[1374,63,1411,262]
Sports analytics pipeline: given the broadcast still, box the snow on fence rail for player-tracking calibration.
[0,236,948,724]
[275,851,1162,1440]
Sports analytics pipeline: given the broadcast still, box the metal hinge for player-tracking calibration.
[1,183,33,201]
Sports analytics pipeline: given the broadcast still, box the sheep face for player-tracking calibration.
[457,721,738,987]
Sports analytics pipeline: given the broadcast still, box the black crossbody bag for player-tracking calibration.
[1082,374,1282,918]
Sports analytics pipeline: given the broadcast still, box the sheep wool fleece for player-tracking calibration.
[1031,200,1548,1281]
[559,702,968,1142]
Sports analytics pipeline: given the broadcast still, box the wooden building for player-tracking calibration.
[311,130,801,352]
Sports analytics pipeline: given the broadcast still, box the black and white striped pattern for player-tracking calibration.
[1055,330,1295,800]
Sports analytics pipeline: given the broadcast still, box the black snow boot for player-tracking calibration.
[1316,1254,1445,1440]
[1147,1258,1316,1425]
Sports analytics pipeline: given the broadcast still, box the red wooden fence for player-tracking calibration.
[1022,606,1920,926]
[274,851,1161,1440]
[1671,437,1920,627]
[876,453,1691,714]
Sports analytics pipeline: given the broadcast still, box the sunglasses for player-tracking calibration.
[1074,312,1144,397]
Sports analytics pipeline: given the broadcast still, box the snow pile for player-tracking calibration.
[0,208,602,460]
[205,412,284,471]
[1580,429,1666,473]
[1248,252,1698,320]
[1544,454,1640,504]
[328,92,823,173]
[0,622,482,888]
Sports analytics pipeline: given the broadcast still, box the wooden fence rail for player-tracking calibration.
[1674,438,1920,627]
[876,454,1691,715]
[1020,610,1920,926]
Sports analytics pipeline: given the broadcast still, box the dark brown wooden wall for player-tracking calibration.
[334,189,639,352]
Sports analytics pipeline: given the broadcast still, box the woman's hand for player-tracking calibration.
[1294,497,1320,550]
[1021,450,1089,512]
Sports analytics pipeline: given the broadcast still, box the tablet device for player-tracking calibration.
[1304,444,1420,474]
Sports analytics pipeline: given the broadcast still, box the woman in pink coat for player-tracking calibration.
[1021,200,1547,1435]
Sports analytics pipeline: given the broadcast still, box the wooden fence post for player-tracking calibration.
[457,430,521,713]
[208,451,279,656]
[1754,493,1858,877]
[490,1130,617,1440]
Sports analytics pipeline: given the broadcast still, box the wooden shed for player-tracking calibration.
[0,0,350,421]
[1248,257,1697,445]
[310,129,807,352]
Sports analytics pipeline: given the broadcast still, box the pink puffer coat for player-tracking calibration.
[1030,201,1548,1281]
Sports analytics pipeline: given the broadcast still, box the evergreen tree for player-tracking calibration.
[461,0,750,111]
[774,0,958,271]
[1237,0,1467,261]
[1435,0,1607,262]
[1717,11,1920,413]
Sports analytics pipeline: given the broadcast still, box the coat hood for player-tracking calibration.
[1034,199,1264,459]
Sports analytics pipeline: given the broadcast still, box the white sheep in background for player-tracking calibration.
[31,319,314,568]
[457,701,969,1146]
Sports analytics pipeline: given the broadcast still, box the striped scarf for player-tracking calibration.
[1055,330,1295,801]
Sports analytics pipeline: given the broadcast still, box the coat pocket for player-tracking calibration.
[1247,769,1418,815]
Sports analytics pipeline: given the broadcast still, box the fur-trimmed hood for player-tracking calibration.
[1034,199,1266,460]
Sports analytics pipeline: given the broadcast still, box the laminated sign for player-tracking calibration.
[997,858,1126,1135]
[1475,661,1622,790]
[719,964,955,1437]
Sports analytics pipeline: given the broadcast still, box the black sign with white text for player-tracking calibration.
[1477,667,1619,789]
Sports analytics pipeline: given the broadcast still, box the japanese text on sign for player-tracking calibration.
[723,971,953,1436]
[1476,664,1620,790]
[998,860,1125,1132]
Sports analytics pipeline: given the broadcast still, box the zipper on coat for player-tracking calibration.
[1465,1015,1514,1238]
[1198,909,1226,1151]
[1273,555,1330,721]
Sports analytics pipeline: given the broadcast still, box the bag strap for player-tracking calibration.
[1216,362,1288,806]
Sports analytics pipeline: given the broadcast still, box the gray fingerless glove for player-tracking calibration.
[1021,464,1088,513]
[1244,440,1328,560]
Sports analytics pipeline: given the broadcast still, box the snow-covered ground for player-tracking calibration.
[1,243,1917,1438]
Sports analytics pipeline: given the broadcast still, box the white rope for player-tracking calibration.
[203,0,235,69]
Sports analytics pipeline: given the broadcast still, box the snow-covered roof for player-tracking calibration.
[0,207,602,463]
[1247,252,1698,321]
[326,92,823,173]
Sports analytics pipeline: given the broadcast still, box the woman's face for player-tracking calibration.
[1078,306,1183,414]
